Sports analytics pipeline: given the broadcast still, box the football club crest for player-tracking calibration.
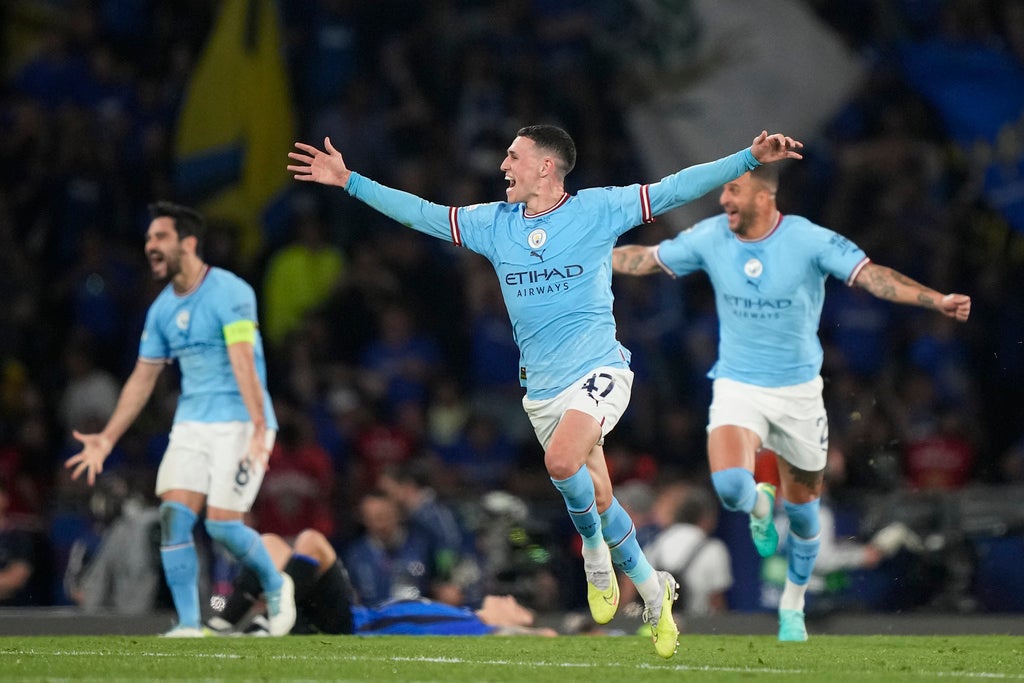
[176,310,191,330]
[744,258,763,278]
[528,229,547,249]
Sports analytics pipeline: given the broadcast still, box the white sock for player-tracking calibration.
[779,579,807,612]
[583,543,612,589]
[638,572,663,607]
[752,488,771,519]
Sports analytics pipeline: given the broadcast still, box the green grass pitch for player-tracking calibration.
[2,634,1022,682]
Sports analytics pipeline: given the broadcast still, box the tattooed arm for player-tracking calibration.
[853,262,971,322]
[611,245,662,276]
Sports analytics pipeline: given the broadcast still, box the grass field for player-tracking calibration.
[2,633,1022,682]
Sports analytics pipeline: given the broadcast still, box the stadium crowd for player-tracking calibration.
[1,0,1023,618]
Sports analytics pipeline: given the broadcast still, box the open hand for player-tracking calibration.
[287,137,351,188]
[64,431,113,486]
[750,130,804,164]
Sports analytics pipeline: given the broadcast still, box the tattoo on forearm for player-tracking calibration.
[863,266,936,309]
[862,267,897,300]
[614,249,652,275]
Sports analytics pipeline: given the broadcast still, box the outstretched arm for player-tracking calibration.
[288,137,352,188]
[287,137,456,243]
[648,131,803,216]
[612,245,662,276]
[853,262,971,322]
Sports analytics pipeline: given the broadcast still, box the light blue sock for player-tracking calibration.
[159,501,200,628]
[783,498,821,538]
[786,532,821,585]
[711,467,758,513]
[551,465,603,548]
[783,499,822,585]
[601,498,654,584]
[204,519,283,594]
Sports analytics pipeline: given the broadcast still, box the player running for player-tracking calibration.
[612,164,970,641]
[288,126,802,657]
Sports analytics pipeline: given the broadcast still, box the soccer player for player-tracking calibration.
[208,528,557,637]
[64,201,296,637]
[611,164,971,641]
[287,126,803,657]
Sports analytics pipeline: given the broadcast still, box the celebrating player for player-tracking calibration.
[65,201,296,637]
[611,164,971,641]
[288,125,803,657]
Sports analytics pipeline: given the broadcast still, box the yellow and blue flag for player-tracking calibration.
[174,0,295,263]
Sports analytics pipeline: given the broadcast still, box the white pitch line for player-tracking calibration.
[13,649,1024,679]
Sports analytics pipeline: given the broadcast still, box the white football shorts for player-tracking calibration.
[155,421,276,512]
[707,376,828,472]
[522,366,633,450]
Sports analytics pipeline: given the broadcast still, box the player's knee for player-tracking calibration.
[544,450,581,481]
[711,467,756,512]
[783,498,821,539]
[294,529,335,564]
[159,501,197,546]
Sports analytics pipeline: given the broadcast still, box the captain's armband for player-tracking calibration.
[223,319,257,345]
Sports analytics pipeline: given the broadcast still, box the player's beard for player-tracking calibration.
[148,246,183,282]
[729,203,758,236]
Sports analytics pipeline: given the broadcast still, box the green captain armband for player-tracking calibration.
[223,319,257,345]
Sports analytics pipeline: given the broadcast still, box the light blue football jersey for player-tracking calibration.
[346,148,760,399]
[138,266,278,428]
[656,214,869,387]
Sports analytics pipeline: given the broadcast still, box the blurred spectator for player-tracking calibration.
[57,337,119,435]
[902,409,978,492]
[820,282,895,379]
[378,458,478,606]
[262,201,346,350]
[906,315,976,410]
[645,484,733,617]
[649,403,708,478]
[357,302,441,413]
[462,258,532,444]
[616,476,691,613]
[251,405,335,540]
[342,490,431,607]
[425,377,470,451]
[64,474,169,614]
[434,413,519,494]
[350,403,418,495]
[603,442,659,489]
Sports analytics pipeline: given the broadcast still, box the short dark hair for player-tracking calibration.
[749,163,780,195]
[148,200,206,255]
[516,124,576,176]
